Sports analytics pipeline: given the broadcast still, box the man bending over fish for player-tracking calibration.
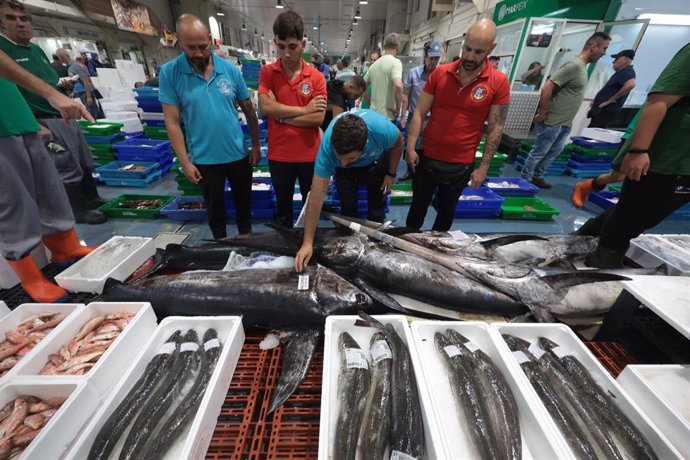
[295,109,403,271]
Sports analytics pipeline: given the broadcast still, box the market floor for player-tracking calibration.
[77,163,690,246]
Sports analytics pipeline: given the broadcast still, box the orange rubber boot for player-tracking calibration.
[7,255,69,303]
[572,178,595,208]
[42,228,97,264]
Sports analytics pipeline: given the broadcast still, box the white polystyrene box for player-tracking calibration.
[0,303,84,383]
[65,316,244,460]
[12,302,157,397]
[0,380,99,459]
[55,236,155,294]
[492,323,682,459]
[618,364,690,458]
[409,321,572,459]
[580,127,625,144]
[627,234,690,276]
[319,315,441,459]
[0,301,9,319]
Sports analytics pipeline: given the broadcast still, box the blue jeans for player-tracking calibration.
[521,123,572,180]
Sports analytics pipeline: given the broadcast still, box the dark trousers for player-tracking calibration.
[269,160,314,228]
[599,172,690,250]
[406,154,473,231]
[588,110,615,128]
[334,151,389,223]
[196,158,252,239]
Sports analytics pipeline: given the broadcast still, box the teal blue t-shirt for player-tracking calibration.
[314,108,400,178]
[159,53,250,164]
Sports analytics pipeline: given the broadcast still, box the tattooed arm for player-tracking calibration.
[469,103,509,188]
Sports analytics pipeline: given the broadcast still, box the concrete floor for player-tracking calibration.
[77,163,690,246]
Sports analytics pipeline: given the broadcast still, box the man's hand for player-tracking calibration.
[38,125,54,142]
[533,112,546,124]
[380,175,394,192]
[181,161,202,183]
[469,165,488,189]
[295,243,313,272]
[400,116,407,130]
[406,147,419,173]
[307,95,327,113]
[45,92,94,123]
[598,99,615,109]
[621,153,650,182]
[249,145,261,167]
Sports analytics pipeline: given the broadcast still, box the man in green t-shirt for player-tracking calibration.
[0,48,96,303]
[521,32,611,189]
[364,34,403,121]
[360,50,379,110]
[0,0,106,224]
[586,43,690,268]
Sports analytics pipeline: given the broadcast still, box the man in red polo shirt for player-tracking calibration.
[405,19,510,231]
[259,11,327,228]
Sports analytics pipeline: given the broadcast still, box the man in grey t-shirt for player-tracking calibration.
[521,32,611,188]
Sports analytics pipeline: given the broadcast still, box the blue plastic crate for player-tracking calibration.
[96,161,160,179]
[588,191,619,210]
[137,100,163,113]
[454,208,499,219]
[135,96,159,104]
[115,150,173,162]
[570,153,614,164]
[456,186,504,210]
[113,139,172,155]
[102,169,162,187]
[484,177,540,197]
[143,119,166,127]
[85,133,126,144]
[160,162,173,176]
[161,196,208,221]
[134,87,159,97]
[224,185,273,201]
[567,167,611,178]
[225,198,274,210]
[571,136,621,150]
[567,160,613,170]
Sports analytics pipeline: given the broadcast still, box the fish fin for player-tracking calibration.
[540,272,630,291]
[264,223,301,252]
[102,277,122,293]
[540,257,578,270]
[479,234,549,249]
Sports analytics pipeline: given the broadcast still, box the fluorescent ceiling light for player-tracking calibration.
[216,10,224,16]
[313,25,319,30]
[359,1,368,4]
[638,13,690,25]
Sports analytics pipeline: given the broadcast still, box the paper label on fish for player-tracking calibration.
[156,342,176,355]
[551,346,570,359]
[528,343,545,360]
[180,342,199,352]
[204,338,221,351]
[350,222,362,232]
[297,274,309,290]
[344,348,368,369]
[370,340,392,363]
[443,345,462,358]
[512,351,530,364]
[464,341,481,353]
[390,450,418,460]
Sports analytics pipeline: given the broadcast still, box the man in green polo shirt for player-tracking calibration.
[0,49,96,303]
[586,43,690,268]
[0,0,106,224]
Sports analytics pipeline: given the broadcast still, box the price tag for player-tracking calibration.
[350,222,361,232]
[512,350,530,364]
[180,342,199,352]
[390,450,418,460]
[297,274,309,290]
[528,343,545,360]
[156,342,176,355]
[370,340,392,364]
[551,346,570,359]
[344,348,368,369]
[463,341,481,353]
[443,345,462,358]
[204,338,221,351]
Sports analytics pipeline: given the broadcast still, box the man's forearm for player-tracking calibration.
[284,111,325,127]
[406,109,423,148]
[388,138,403,173]
[538,86,553,114]
[608,82,635,104]
[480,105,509,168]
[244,105,261,146]
[166,121,190,164]
[395,85,403,115]
[400,92,409,120]
[260,97,308,119]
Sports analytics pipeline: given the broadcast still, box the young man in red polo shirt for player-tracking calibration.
[405,19,510,231]
[259,11,327,228]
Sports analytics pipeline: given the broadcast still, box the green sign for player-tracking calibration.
[493,0,611,26]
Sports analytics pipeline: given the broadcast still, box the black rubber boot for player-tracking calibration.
[572,217,603,236]
[80,172,108,209]
[585,245,626,269]
[64,182,107,224]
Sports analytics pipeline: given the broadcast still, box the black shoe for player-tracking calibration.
[80,172,108,210]
[531,177,552,189]
[585,245,626,269]
[64,182,107,224]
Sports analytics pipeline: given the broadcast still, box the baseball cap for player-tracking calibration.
[612,49,635,60]
[426,40,442,58]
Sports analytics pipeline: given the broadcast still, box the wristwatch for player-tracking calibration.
[385,171,397,178]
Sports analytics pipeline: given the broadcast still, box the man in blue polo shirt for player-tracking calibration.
[588,49,636,128]
[294,108,403,271]
[159,14,261,238]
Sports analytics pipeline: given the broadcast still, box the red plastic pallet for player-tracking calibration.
[584,341,638,378]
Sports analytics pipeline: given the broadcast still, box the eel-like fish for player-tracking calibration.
[87,331,181,460]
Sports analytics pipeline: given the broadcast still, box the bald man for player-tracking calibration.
[405,19,510,231]
[159,14,261,238]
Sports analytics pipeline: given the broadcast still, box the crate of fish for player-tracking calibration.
[55,236,155,294]
[492,323,681,459]
[484,177,540,197]
[95,161,160,180]
[409,321,573,459]
[390,183,413,205]
[570,136,621,151]
[456,186,504,210]
[0,303,84,382]
[588,190,619,210]
[66,316,244,460]
[0,381,99,459]
[319,314,439,459]
[500,197,560,221]
[101,169,162,187]
[252,166,272,183]
[161,196,208,221]
[566,167,611,179]
[114,149,173,163]
[13,302,158,397]
[112,138,171,156]
[99,194,174,219]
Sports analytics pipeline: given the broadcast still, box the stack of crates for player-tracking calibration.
[112,138,175,176]
[175,167,202,195]
[291,186,335,221]
[484,177,540,197]
[453,186,504,219]
[241,59,261,90]
[515,140,569,176]
[331,185,391,219]
[225,182,275,220]
[79,121,125,168]
[564,136,620,179]
[242,120,268,166]
[95,161,163,187]
[596,184,690,220]
[134,87,169,140]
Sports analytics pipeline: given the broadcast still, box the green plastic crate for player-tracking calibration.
[99,194,174,219]
[607,184,622,192]
[390,183,413,205]
[89,143,114,153]
[564,143,617,157]
[500,197,560,221]
[81,122,124,136]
